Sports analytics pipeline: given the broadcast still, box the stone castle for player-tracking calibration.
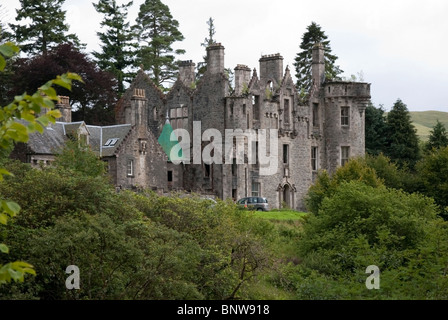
[12,43,371,210]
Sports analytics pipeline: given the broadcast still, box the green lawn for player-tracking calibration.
[252,209,308,221]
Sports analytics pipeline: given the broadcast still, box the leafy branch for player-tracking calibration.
[0,41,82,285]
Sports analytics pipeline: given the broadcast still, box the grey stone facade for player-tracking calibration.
[115,42,371,210]
[13,42,370,211]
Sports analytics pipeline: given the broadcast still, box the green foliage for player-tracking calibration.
[364,153,422,194]
[425,120,448,151]
[9,0,83,55]
[293,21,343,97]
[93,0,136,95]
[54,139,106,178]
[385,99,421,169]
[365,103,388,156]
[133,0,185,89]
[417,146,448,215]
[305,157,383,214]
[0,40,81,286]
[294,181,447,299]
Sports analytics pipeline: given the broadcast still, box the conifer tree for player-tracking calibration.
[426,120,448,151]
[9,0,82,55]
[293,22,342,99]
[196,17,216,79]
[385,99,420,169]
[93,0,135,95]
[133,0,185,89]
[365,103,388,156]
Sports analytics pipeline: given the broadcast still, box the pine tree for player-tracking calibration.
[365,103,388,156]
[426,120,448,151]
[385,99,421,169]
[197,17,216,79]
[9,0,82,55]
[93,0,135,95]
[0,4,12,43]
[293,22,343,98]
[133,0,185,89]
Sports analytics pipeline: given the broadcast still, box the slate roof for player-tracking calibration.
[26,122,67,155]
[86,124,132,157]
[23,120,132,158]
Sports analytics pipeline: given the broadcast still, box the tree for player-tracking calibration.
[54,139,106,178]
[0,5,12,43]
[133,0,185,89]
[365,103,388,156]
[385,99,420,169]
[196,17,216,79]
[10,43,118,125]
[417,146,448,217]
[0,40,81,285]
[93,0,136,95]
[426,120,448,151]
[9,0,82,55]
[293,22,343,98]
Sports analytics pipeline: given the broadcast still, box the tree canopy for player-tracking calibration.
[93,0,136,95]
[426,120,448,151]
[10,43,118,125]
[133,0,185,89]
[9,0,82,55]
[385,99,421,169]
[293,22,343,99]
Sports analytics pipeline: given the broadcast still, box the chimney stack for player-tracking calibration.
[178,60,196,87]
[259,53,283,82]
[206,43,225,74]
[56,96,71,123]
[234,64,251,95]
[312,43,325,86]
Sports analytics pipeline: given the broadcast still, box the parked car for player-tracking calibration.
[236,197,269,211]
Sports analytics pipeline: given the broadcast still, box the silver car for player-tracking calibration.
[237,197,269,211]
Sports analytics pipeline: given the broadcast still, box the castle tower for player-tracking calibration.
[206,43,225,74]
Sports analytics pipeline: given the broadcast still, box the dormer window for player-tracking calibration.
[104,138,119,147]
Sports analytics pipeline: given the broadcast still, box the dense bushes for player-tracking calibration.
[0,144,275,300]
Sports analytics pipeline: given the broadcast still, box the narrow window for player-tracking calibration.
[311,147,318,171]
[252,96,259,120]
[284,99,290,124]
[167,170,173,182]
[283,144,289,164]
[341,146,350,166]
[341,107,350,126]
[127,159,134,177]
[313,103,319,127]
[251,182,260,197]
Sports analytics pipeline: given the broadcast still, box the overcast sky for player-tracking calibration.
[3,0,448,112]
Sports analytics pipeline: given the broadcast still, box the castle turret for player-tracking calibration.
[259,53,283,83]
[178,60,196,87]
[206,43,225,74]
[234,64,251,95]
[312,43,325,87]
